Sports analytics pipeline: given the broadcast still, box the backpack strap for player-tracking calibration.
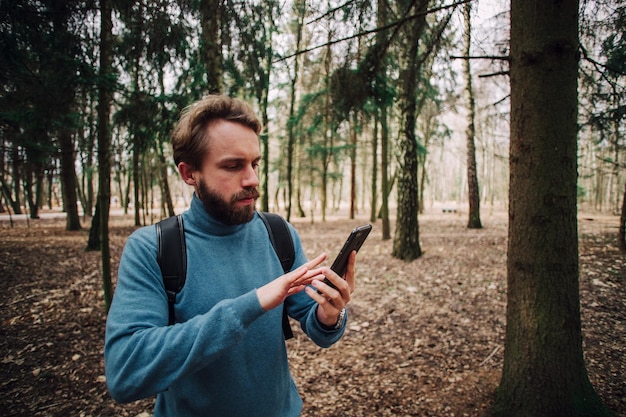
[156,214,186,326]
[257,211,295,340]
[155,212,296,339]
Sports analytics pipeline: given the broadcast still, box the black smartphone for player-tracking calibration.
[321,224,372,291]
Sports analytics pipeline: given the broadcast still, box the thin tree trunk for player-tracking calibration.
[98,0,114,312]
[11,146,22,214]
[59,131,81,230]
[350,111,357,219]
[463,2,482,229]
[619,184,626,252]
[285,0,305,221]
[370,109,379,224]
[380,103,391,240]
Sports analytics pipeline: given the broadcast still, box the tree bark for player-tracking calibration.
[392,0,429,261]
[98,0,114,312]
[619,184,626,252]
[463,2,482,229]
[200,1,222,93]
[286,0,305,221]
[492,0,613,415]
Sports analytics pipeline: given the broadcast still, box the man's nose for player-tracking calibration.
[242,164,259,188]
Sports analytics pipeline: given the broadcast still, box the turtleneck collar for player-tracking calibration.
[185,193,250,236]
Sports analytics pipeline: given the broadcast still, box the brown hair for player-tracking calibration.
[171,95,261,170]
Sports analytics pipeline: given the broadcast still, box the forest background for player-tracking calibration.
[1,0,625,416]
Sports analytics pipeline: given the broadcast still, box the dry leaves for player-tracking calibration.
[0,211,623,417]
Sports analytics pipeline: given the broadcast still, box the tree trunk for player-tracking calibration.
[619,184,626,252]
[11,146,22,214]
[370,108,379,224]
[48,1,81,231]
[392,0,429,261]
[285,0,305,221]
[158,141,175,218]
[491,0,613,415]
[59,131,81,230]
[463,2,482,229]
[199,1,222,94]
[380,103,391,240]
[133,142,141,226]
[350,111,357,219]
[86,199,100,251]
[97,0,114,312]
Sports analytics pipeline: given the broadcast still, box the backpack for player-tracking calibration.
[155,212,295,339]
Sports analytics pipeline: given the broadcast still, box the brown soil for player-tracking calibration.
[1,210,624,417]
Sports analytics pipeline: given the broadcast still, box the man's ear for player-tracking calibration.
[178,162,197,186]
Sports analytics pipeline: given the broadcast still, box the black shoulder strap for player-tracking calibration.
[257,211,295,273]
[257,211,295,340]
[155,212,296,339]
[156,214,186,326]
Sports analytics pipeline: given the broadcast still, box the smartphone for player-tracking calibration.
[321,224,372,291]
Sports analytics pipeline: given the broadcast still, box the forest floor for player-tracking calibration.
[0,208,624,417]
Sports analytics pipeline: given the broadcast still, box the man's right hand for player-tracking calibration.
[256,253,327,311]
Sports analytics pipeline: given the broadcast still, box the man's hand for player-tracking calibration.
[257,253,327,311]
[306,250,357,328]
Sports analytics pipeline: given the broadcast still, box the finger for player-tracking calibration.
[305,283,338,307]
[286,284,308,296]
[304,253,327,269]
[320,267,346,293]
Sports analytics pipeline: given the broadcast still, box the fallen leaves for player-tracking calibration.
[0,212,624,417]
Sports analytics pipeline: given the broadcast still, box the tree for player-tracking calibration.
[199,0,222,94]
[579,1,625,242]
[392,0,429,261]
[285,0,306,221]
[463,1,482,229]
[613,165,626,252]
[491,0,614,415]
[392,0,454,260]
[47,0,82,230]
[225,1,281,213]
[98,0,115,312]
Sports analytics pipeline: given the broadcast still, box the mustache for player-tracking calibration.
[232,188,260,201]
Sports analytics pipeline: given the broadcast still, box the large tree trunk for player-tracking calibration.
[392,0,429,261]
[463,2,482,229]
[491,0,613,415]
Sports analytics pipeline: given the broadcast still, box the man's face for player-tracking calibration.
[193,120,261,225]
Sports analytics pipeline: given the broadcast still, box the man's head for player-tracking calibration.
[172,96,262,225]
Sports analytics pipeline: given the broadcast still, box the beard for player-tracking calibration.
[196,179,259,225]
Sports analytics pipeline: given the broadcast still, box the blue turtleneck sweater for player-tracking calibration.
[104,195,346,416]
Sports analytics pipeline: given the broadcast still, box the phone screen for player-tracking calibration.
[322,224,372,291]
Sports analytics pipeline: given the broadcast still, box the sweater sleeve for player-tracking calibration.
[283,225,347,347]
[104,227,266,403]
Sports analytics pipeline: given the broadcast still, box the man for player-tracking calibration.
[104,95,356,417]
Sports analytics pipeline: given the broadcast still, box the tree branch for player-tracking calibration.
[273,0,474,63]
[450,55,509,61]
